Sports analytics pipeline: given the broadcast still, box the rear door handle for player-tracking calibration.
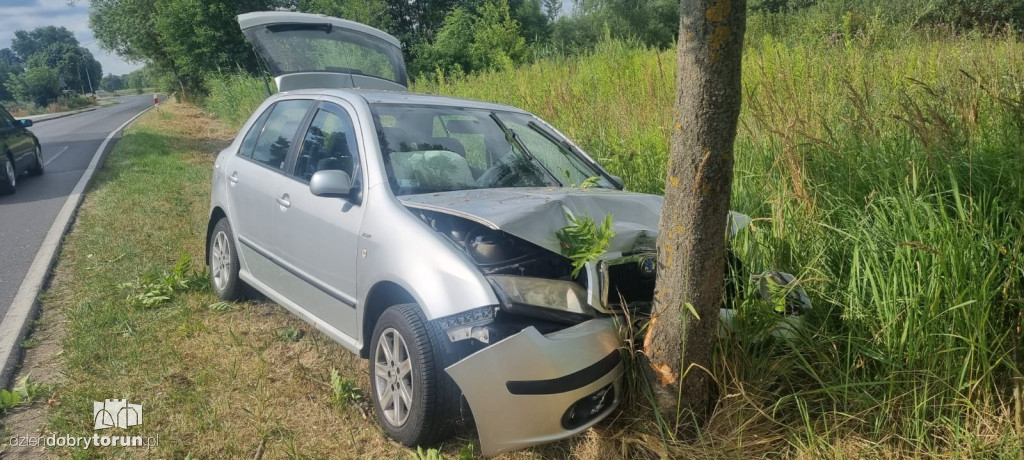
[229,172,239,184]
[276,194,291,208]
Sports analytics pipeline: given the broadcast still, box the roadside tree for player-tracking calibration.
[643,0,748,433]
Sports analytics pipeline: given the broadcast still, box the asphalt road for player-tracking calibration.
[0,95,153,320]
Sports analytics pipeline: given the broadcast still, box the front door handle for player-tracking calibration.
[276,194,291,208]
[229,172,239,184]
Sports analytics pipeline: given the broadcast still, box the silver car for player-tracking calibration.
[207,12,808,457]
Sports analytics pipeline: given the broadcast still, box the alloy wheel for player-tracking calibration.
[210,231,231,291]
[374,327,414,427]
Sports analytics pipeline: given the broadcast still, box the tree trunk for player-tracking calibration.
[642,0,747,435]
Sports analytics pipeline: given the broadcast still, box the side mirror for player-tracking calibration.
[310,170,354,198]
[19,119,32,128]
[609,174,624,189]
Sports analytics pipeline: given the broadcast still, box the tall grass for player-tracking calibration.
[416,31,1024,455]
[202,73,273,128]
[203,25,1024,455]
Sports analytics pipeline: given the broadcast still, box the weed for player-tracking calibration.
[276,326,304,343]
[329,369,362,407]
[414,443,473,460]
[0,375,49,412]
[207,301,235,312]
[0,390,19,413]
[118,252,206,309]
[556,212,615,277]
[13,375,47,402]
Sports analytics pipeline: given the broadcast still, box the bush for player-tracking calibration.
[412,0,528,76]
[921,0,1024,30]
[5,67,60,106]
[58,94,93,110]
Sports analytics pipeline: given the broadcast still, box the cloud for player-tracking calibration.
[0,0,142,76]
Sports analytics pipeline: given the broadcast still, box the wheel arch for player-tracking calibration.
[205,207,228,266]
[360,281,416,358]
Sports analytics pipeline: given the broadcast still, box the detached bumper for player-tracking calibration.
[445,318,623,457]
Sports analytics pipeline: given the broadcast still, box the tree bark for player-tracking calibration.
[642,0,747,435]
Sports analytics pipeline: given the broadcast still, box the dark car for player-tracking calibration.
[0,104,43,195]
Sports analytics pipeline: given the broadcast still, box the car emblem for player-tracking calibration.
[639,256,657,277]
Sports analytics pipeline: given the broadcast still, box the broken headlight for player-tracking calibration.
[487,275,597,324]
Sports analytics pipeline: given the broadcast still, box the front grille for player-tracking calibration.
[601,254,656,311]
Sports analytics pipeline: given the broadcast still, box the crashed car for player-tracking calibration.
[206,11,809,456]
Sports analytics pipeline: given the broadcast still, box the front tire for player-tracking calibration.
[28,144,43,176]
[370,304,460,446]
[208,218,246,301]
[0,155,15,195]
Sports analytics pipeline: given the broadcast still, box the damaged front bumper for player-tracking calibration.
[445,317,623,457]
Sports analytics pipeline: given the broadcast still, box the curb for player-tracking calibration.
[25,100,121,124]
[25,107,98,124]
[0,104,156,389]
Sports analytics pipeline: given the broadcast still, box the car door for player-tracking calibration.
[225,98,315,283]
[273,101,364,341]
[0,108,32,170]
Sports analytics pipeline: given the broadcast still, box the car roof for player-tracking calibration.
[281,88,529,114]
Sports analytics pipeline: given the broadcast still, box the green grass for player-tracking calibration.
[412,30,1024,456]
[202,73,274,129]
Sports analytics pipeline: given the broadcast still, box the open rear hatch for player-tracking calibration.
[238,12,407,92]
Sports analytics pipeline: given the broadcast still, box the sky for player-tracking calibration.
[0,0,142,77]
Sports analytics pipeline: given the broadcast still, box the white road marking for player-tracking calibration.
[43,146,69,166]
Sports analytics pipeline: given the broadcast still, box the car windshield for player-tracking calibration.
[370,104,615,196]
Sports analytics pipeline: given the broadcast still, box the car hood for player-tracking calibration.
[400,188,663,256]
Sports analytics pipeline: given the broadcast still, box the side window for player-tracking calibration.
[0,108,15,128]
[237,108,273,159]
[251,99,314,170]
[293,106,360,183]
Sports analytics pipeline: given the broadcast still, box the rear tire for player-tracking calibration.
[208,218,246,301]
[28,144,43,176]
[369,304,460,446]
[0,155,15,195]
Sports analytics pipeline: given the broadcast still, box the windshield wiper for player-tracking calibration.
[489,112,561,186]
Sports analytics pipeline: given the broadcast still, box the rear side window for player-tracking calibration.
[237,108,274,159]
[294,106,360,183]
[251,99,314,170]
